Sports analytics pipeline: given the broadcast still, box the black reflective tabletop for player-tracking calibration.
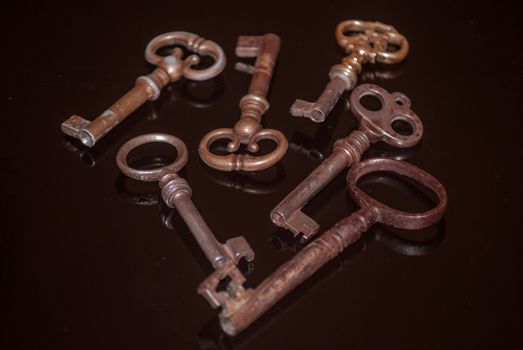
[1,1,522,349]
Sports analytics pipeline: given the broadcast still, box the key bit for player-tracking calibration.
[199,158,448,336]
[224,236,255,263]
[291,19,409,123]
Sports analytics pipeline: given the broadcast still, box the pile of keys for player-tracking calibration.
[61,20,448,336]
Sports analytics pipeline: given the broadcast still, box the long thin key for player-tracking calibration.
[62,32,226,147]
[116,133,254,270]
[198,157,448,336]
[199,33,288,172]
[271,83,423,241]
[291,20,409,123]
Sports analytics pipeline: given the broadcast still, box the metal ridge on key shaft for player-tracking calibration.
[61,32,226,147]
[198,33,288,172]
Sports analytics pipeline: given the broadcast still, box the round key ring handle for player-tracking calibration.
[347,158,447,230]
[145,31,226,81]
[116,133,189,182]
[198,128,288,172]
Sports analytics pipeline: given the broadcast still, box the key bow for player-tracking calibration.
[145,31,227,82]
[336,20,409,64]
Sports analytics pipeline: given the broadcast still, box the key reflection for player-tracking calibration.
[63,76,224,167]
[200,142,287,195]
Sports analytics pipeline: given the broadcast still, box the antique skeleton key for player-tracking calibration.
[116,133,254,269]
[198,34,288,172]
[271,83,423,241]
[291,20,409,123]
[198,157,447,336]
[62,32,226,147]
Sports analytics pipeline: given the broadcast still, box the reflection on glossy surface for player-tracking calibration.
[62,77,224,166]
[115,156,177,229]
[288,108,341,161]
[202,162,287,195]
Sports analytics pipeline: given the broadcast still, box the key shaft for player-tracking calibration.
[271,130,370,240]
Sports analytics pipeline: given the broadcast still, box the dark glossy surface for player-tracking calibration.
[1,1,521,349]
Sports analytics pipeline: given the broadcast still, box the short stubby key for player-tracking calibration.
[116,133,254,270]
[271,83,423,241]
[291,20,409,123]
[199,34,288,172]
[62,32,226,147]
[198,157,448,336]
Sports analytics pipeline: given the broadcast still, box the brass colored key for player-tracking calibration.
[199,34,288,172]
[290,20,409,123]
[61,32,226,147]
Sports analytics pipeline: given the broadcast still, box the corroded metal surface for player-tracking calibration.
[291,20,409,122]
[116,133,254,270]
[271,83,423,241]
[198,158,448,336]
[199,34,288,172]
[62,32,226,147]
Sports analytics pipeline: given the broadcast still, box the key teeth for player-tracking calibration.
[197,263,251,313]
[224,236,255,263]
[61,115,90,139]
[287,210,320,241]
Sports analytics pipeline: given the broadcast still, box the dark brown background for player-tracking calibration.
[1,1,522,349]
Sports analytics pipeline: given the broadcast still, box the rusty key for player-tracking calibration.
[198,157,448,336]
[62,32,226,147]
[271,83,423,241]
[116,133,254,269]
[291,20,409,123]
[199,34,288,172]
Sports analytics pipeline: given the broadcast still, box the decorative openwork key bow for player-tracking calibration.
[198,34,288,172]
[61,32,226,147]
[291,20,409,123]
[198,157,447,336]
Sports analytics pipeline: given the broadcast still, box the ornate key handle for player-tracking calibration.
[198,158,447,336]
[198,34,288,172]
[291,19,409,123]
[116,133,254,269]
[62,32,226,147]
[271,83,423,242]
